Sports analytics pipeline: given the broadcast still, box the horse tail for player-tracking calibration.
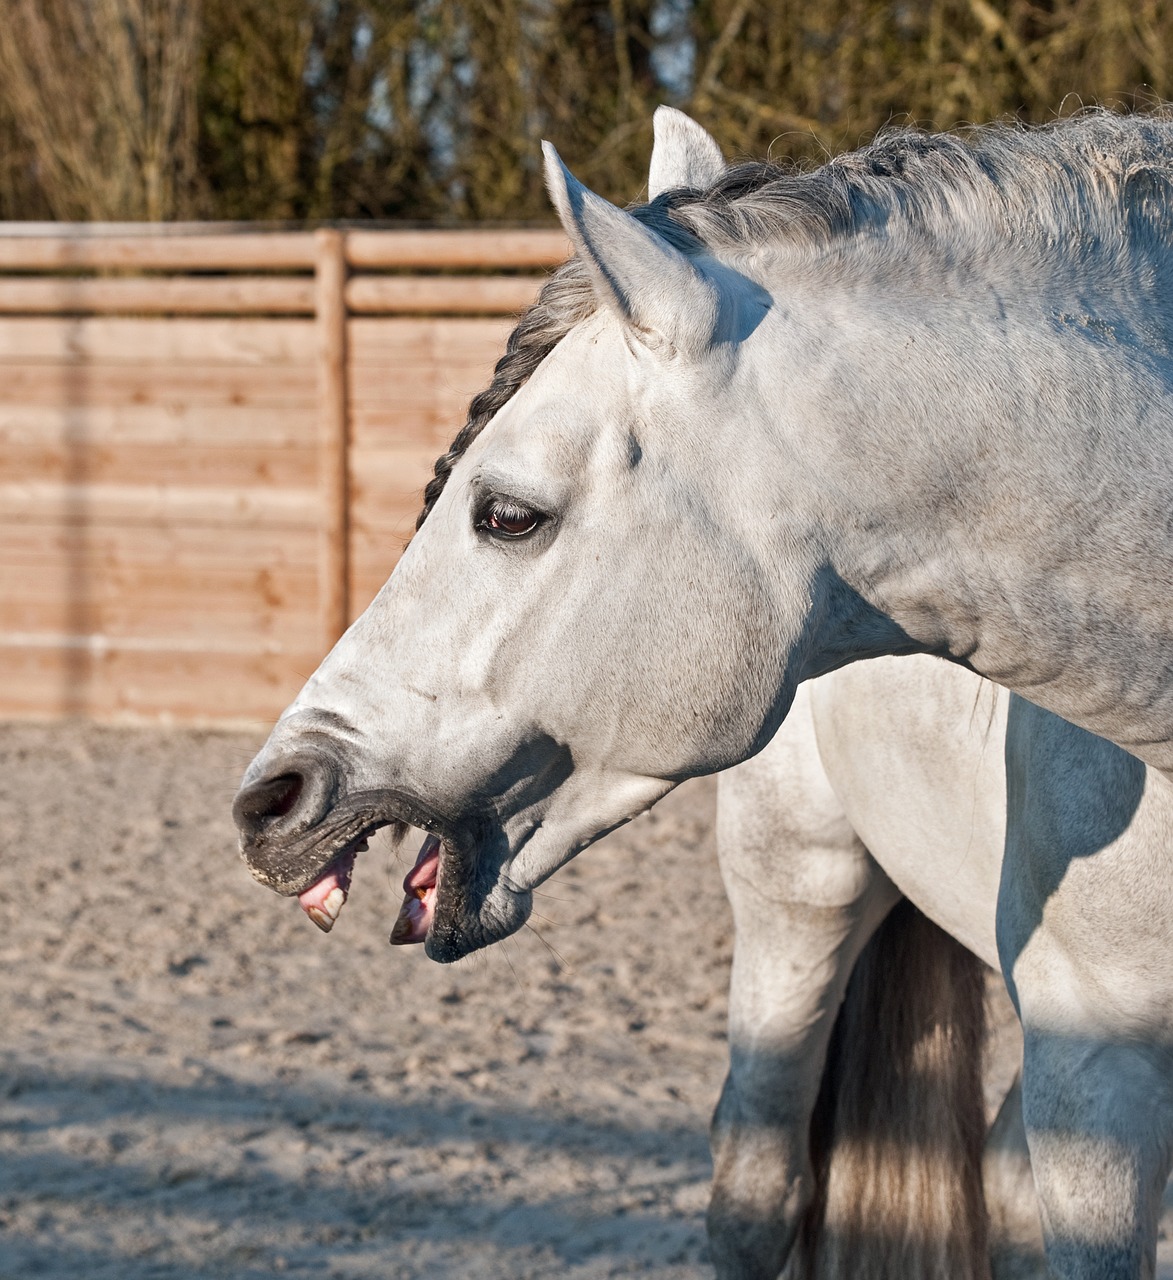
[790,899,991,1280]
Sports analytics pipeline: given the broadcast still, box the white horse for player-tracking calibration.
[714,653,1173,1280]
[234,110,1173,1277]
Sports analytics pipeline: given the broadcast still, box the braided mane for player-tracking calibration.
[415,257,594,529]
[416,108,1173,529]
[413,205,701,530]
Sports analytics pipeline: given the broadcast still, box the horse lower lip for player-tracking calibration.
[404,834,441,891]
[296,838,367,932]
[390,834,441,945]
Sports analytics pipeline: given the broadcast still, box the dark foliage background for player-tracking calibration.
[0,0,1169,221]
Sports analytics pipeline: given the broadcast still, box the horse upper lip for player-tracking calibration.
[239,786,466,898]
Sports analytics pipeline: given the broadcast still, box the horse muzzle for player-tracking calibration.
[233,730,527,959]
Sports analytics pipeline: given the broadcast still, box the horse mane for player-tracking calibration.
[417,107,1173,529]
[415,211,697,529]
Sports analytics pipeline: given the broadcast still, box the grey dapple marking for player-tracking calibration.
[234,109,1173,1278]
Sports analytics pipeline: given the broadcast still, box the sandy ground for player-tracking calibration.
[0,720,1167,1279]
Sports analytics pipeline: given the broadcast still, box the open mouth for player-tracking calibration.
[295,828,443,946]
[240,786,520,961]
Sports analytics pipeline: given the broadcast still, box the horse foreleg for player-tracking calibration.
[1000,696,1173,1280]
[984,1073,1050,1279]
[1013,1024,1173,1280]
[708,688,899,1280]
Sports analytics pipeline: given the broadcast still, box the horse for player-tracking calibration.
[233,109,1173,1278]
[714,652,1173,1280]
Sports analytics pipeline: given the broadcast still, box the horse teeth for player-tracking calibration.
[306,906,334,933]
[322,886,346,920]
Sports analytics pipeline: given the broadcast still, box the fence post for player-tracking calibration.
[315,228,349,650]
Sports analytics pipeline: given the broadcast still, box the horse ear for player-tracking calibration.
[648,107,725,199]
[541,141,722,358]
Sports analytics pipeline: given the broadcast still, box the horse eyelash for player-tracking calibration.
[474,494,548,537]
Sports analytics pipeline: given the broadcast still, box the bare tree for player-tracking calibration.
[0,0,200,220]
[686,0,1173,168]
[0,0,1171,222]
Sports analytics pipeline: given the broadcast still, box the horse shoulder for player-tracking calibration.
[808,656,1006,968]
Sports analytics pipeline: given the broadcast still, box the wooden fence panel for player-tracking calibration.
[0,312,326,721]
[0,226,563,724]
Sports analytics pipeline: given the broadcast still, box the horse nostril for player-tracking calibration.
[233,746,341,850]
[233,771,306,836]
[263,773,304,818]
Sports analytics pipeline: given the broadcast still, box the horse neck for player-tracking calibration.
[771,274,1173,776]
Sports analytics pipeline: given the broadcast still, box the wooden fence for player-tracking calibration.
[0,224,568,723]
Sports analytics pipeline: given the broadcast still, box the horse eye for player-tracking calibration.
[481,500,541,538]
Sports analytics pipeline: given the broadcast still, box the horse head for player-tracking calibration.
[231,111,944,958]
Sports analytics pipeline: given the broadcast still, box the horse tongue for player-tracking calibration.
[297,847,358,933]
[390,835,441,945]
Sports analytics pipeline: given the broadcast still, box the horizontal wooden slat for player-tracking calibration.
[0,316,316,364]
[347,316,513,362]
[0,442,317,488]
[0,361,317,406]
[0,402,316,448]
[345,228,568,270]
[0,221,302,235]
[0,277,316,315]
[0,232,317,272]
[1,520,318,569]
[0,628,310,654]
[348,352,508,383]
[7,597,318,649]
[0,642,320,723]
[344,275,544,315]
[350,511,427,550]
[0,227,569,272]
[6,581,318,644]
[0,483,319,528]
